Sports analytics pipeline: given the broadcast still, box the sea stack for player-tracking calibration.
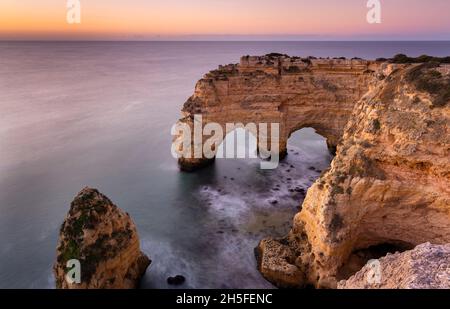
[54,187,150,289]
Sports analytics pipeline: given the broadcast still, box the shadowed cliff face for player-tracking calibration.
[175,55,381,170]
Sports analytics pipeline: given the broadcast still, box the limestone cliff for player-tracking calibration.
[178,54,450,288]
[338,243,450,289]
[176,54,379,170]
[257,60,450,288]
[54,187,150,289]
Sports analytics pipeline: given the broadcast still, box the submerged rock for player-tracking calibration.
[167,275,186,285]
[54,187,150,289]
[338,243,450,289]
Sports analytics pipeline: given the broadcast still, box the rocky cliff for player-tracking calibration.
[178,54,450,288]
[257,60,450,288]
[176,54,379,170]
[338,243,450,289]
[54,187,150,289]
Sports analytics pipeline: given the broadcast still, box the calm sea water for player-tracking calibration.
[1,41,449,288]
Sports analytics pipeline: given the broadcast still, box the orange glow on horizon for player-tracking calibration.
[1,0,449,40]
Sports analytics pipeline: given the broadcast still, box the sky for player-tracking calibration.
[0,0,449,40]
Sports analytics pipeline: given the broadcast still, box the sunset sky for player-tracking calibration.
[1,0,449,40]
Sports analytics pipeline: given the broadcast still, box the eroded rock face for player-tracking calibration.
[338,243,450,289]
[257,61,450,288]
[175,55,379,171]
[178,55,449,288]
[54,187,150,289]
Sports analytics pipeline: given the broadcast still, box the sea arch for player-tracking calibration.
[175,55,380,171]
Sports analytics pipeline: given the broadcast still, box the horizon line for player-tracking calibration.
[2,39,450,42]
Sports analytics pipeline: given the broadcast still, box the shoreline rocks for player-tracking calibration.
[54,187,150,289]
[338,243,450,289]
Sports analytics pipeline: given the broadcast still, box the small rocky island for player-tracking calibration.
[54,187,150,288]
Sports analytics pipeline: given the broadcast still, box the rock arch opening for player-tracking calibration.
[287,127,333,161]
[216,127,258,161]
[337,241,415,281]
[175,55,378,171]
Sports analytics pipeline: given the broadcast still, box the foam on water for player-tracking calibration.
[140,130,332,288]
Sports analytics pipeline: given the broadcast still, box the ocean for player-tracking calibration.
[1,41,449,288]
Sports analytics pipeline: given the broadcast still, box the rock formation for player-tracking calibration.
[175,54,379,170]
[178,54,450,288]
[54,187,150,289]
[338,243,450,289]
[257,60,450,288]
